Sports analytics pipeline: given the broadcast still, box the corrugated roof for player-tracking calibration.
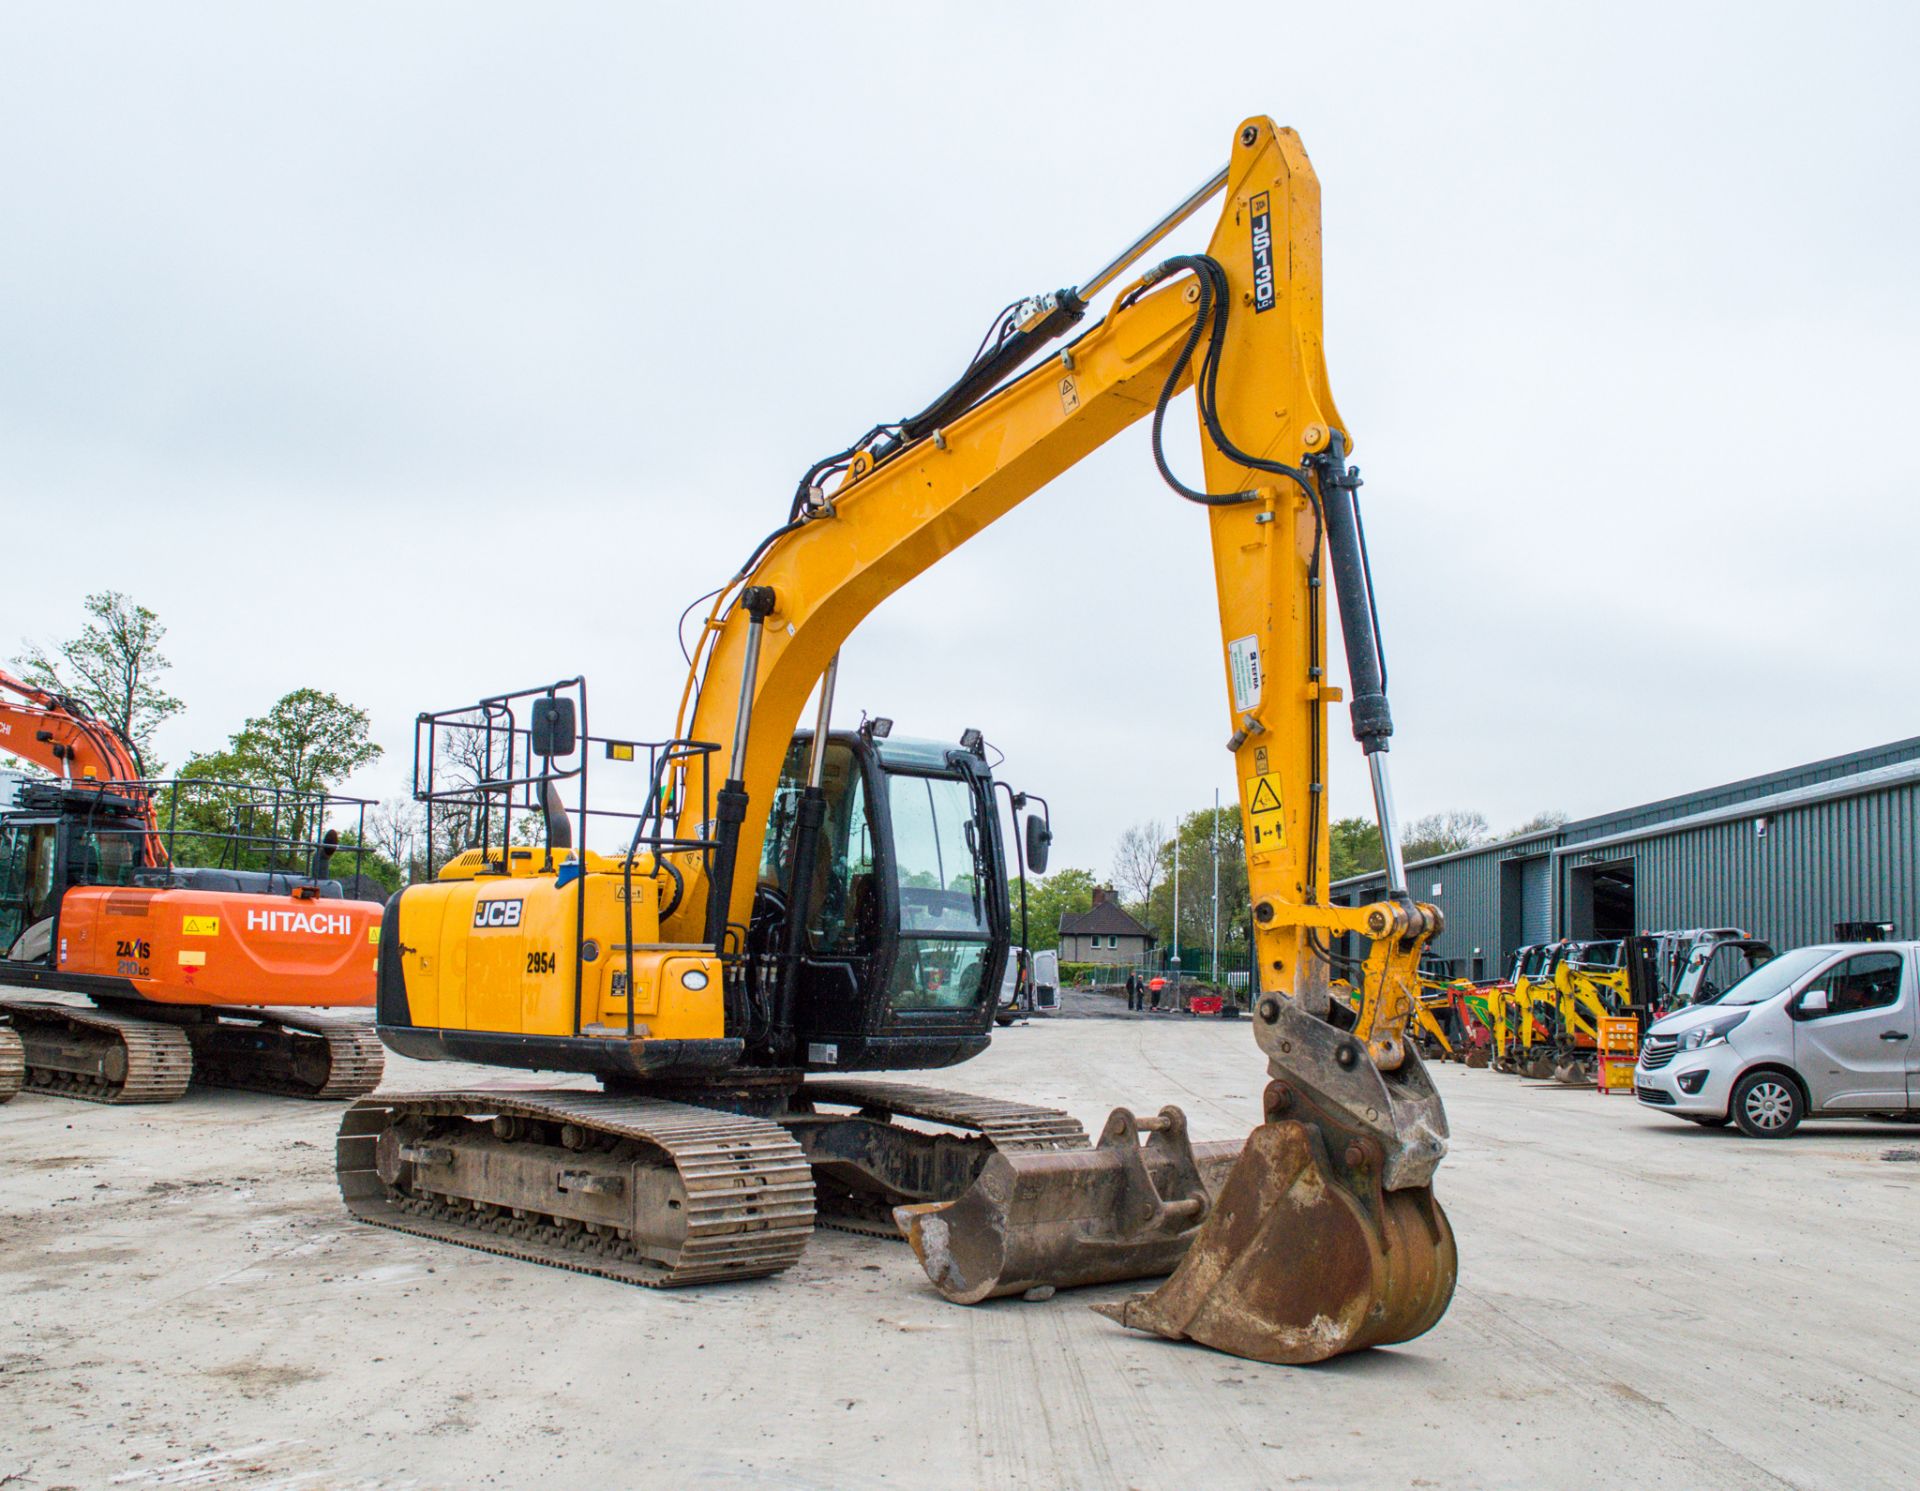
[1333,736,1920,895]
[1553,759,1920,858]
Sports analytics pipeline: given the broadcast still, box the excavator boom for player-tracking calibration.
[660,119,1454,1359]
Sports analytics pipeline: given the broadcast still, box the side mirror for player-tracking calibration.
[1024,814,1052,875]
[1798,988,1830,1016]
[530,696,577,759]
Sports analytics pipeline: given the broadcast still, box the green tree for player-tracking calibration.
[167,691,383,872]
[324,829,406,898]
[1007,866,1096,951]
[1329,817,1383,881]
[1142,807,1249,972]
[15,590,184,774]
[226,688,382,797]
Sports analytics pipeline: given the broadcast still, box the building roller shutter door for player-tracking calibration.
[1520,857,1552,943]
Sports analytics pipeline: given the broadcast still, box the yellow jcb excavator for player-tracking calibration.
[337,117,1456,1366]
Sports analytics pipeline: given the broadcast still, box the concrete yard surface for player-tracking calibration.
[3,1013,1917,1490]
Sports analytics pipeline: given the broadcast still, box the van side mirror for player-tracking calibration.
[1798,988,1830,1017]
[1025,814,1052,875]
[530,697,577,759]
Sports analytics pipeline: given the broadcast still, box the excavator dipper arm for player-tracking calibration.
[0,668,166,865]
[649,118,1453,1362]
[0,668,146,785]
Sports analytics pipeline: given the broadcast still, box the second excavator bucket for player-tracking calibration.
[896,1107,1243,1304]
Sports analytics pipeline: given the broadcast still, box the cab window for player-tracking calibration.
[82,829,139,887]
[1693,944,1755,1004]
[886,773,989,935]
[757,740,877,957]
[1809,952,1904,1015]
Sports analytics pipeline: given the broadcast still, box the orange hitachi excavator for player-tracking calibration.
[0,668,383,1103]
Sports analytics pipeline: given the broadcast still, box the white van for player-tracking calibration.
[1634,941,1918,1137]
[994,948,1059,1024]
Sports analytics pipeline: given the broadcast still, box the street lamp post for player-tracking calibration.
[1211,786,1220,987]
[1171,826,1180,995]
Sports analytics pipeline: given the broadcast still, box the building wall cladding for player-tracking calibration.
[1333,738,1920,968]
[1397,847,1507,979]
[1558,782,1920,951]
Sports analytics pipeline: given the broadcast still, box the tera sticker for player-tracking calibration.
[1227,636,1263,711]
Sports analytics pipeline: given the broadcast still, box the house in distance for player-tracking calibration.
[1058,886,1156,966]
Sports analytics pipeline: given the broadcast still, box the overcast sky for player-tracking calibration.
[3,3,1915,877]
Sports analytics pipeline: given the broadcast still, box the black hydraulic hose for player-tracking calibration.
[1146,263,1236,505]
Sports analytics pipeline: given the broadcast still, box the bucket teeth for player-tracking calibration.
[1094,1118,1456,1364]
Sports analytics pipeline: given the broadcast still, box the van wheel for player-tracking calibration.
[1731,1071,1803,1138]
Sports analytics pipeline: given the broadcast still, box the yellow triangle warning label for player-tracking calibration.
[1244,772,1286,848]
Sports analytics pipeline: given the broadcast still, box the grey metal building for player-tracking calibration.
[1334,738,1920,978]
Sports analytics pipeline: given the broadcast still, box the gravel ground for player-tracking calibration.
[3,1011,1916,1490]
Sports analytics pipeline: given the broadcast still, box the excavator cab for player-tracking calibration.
[0,785,151,963]
[754,728,1009,1071]
[378,680,1017,1080]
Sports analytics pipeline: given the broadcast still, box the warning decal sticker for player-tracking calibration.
[1227,636,1263,712]
[181,915,220,937]
[1244,771,1287,851]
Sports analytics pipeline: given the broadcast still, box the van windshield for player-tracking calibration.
[1714,946,1828,1006]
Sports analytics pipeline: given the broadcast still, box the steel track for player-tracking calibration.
[0,1024,23,1103]
[186,1010,385,1100]
[337,1090,816,1286]
[0,999,193,1103]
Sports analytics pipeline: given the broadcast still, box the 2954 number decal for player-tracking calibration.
[525,950,557,976]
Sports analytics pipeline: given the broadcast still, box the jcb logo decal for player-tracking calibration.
[473,899,524,929]
[1249,192,1275,313]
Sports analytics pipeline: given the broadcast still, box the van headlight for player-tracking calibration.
[1679,1011,1747,1050]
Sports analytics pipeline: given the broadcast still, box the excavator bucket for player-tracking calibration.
[897,1099,1455,1364]
[900,957,1459,1364]
[1093,1118,1456,1364]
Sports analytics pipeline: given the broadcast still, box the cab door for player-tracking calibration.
[1792,950,1914,1110]
[0,821,59,961]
